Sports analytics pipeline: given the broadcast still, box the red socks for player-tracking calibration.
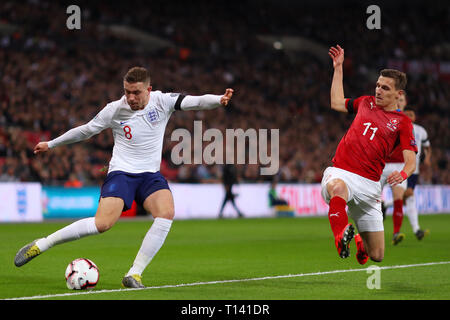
[393,199,403,234]
[328,196,348,238]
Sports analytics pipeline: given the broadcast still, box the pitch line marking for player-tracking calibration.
[4,261,450,300]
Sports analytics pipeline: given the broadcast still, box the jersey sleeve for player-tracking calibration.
[158,92,186,113]
[345,96,365,114]
[421,127,431,147]
[158,92,223,112]
[48,104,114,148]
[399,118,418,154]
[88,103,115,132]
[179,94,222,111]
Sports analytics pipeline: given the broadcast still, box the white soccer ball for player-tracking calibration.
[65,258,99,290]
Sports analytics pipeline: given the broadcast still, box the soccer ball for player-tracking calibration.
[65,258,99,290]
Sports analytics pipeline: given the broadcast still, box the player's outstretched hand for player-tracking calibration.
[387,171,404,186]
[328,45,344,68]
[34,142,49,154]
[220,88,234,106]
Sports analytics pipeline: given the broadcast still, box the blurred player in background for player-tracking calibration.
[383,106,431,240]
[379,92,408,245]
[323,45,417,265]
[268,177,289,207]
[14,66,234,288]
[218,164,244,218]
[403,107,431,239]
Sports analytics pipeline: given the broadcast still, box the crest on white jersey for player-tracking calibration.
[147,109,160,122]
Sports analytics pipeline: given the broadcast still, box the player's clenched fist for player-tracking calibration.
[34,142,49,154]
[220,88,234,106]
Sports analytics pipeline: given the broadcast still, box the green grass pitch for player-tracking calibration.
[1,214,449,300]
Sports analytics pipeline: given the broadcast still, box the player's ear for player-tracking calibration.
[147,85,152,93]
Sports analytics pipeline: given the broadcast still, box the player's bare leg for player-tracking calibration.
[143,188,175,220]
[326,179,354,258]
[403,187,414,200]
[359,231,384,262]
[123,189,174,288]
[14,197,123,267]
[94,197,125,233]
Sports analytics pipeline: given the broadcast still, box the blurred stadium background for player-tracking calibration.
[0,0,449,221]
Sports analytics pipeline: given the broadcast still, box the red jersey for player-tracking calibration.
[386,144,404,163]
[332,96,417,181]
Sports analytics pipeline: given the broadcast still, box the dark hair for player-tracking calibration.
[380,69,407,90]
[404,106,415,113]
[124,67,150,84]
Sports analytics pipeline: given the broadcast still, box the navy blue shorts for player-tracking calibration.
[407,173,419,190]
[100,171,170,211]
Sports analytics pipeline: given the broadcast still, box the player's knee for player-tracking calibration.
[94,217,115,233]
[369,249,384,262]
[161,210,174,220]
[404,188,413,199]
[166,209,175,220]
[370,256,383,263]
[153,209,175,220]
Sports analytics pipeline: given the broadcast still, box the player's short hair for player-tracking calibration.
[380,69,407,90]
[124,67,151,84]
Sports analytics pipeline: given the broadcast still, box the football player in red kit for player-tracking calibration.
[321,45,417,265]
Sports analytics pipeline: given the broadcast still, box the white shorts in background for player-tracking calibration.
[380,162,407,190]
[321,167,383,233]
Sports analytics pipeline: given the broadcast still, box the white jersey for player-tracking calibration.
[47,91,222,174]
[96,91,179,174]
[412,123,430,174]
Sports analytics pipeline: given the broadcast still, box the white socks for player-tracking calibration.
[405,195,420,233]
[126,217,173,277]
[36,217,99,252]
[34,216,173,277]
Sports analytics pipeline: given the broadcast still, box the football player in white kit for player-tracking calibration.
[402,107,431,240]
[14,67,234,288]
[381,102,431,242]
[379,93,409,245]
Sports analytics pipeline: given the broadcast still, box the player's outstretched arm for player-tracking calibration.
[34,119,108,153]
[329,45,348,113]
[180,88,234,111]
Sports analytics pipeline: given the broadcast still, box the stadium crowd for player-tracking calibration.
[0,0,449,186]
